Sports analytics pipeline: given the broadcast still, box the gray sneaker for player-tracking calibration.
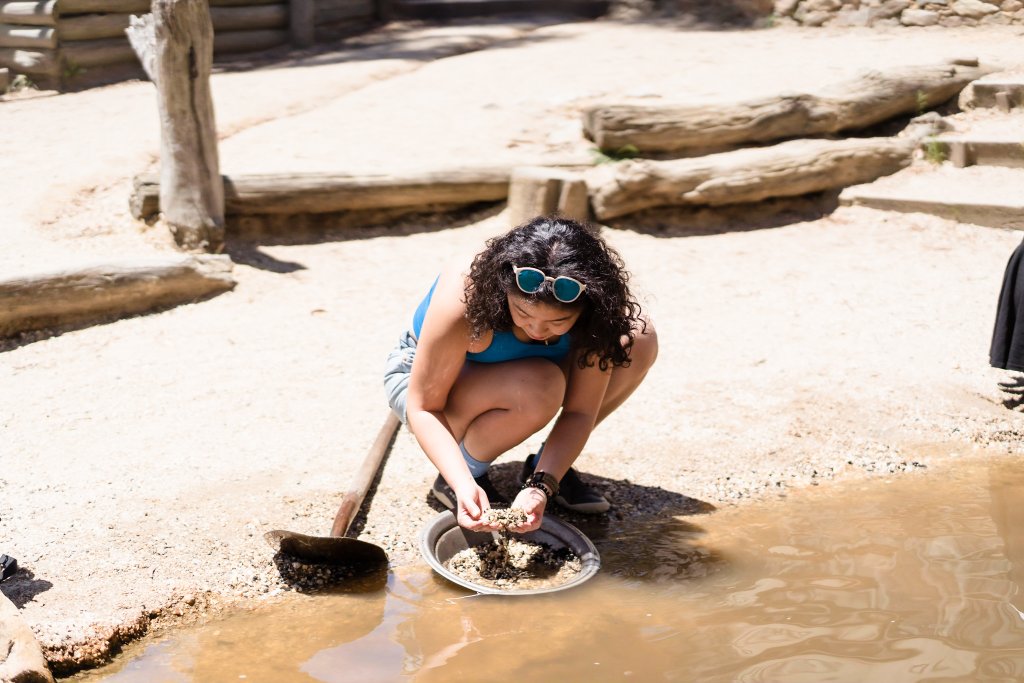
[431,473,509,510]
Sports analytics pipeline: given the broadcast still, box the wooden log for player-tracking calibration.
[0,1,57,26]
[209,0,281,6]
[0,23,55,48]
[0,45,57,74]
[213,28,287,54]
[317,0,374,22]
[210,4,286,32]
[57,0,149,14]
[61,36,135,66]
[127,0,225,252]
[290,0,313,46]
[586,136,916,220]
[130,168,513,219]
[57,12,129,40]
[0,255,235,338]
[583,62,991,154]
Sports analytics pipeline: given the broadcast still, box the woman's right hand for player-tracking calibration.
[454,483,499,531]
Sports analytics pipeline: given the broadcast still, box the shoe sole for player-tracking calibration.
[554,495,610,514]
[431,487,456,510]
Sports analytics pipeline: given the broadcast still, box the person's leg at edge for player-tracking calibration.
[430,357,567,509]
[525,319,659,513]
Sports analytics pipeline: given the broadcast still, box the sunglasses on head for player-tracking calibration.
[512,265,587,304]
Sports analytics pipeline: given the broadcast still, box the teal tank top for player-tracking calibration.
[411,277,571,364]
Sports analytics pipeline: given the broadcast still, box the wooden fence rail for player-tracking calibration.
[0,0,380,89]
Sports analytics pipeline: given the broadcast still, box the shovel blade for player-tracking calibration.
[265,529,388,569]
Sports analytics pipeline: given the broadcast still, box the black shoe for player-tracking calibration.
[431,473,509,510]
[0,554,17,582]
[520,457,610,514]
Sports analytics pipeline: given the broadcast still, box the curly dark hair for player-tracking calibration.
[464,216,644,370]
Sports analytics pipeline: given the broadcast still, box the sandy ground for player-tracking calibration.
[3,15,1024,676]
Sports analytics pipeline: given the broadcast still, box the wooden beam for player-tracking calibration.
[57,13,129,41]
[0,256,235,339]
[61,36,135,66]
[0,1,57,26]
[317,0,374,22]
[0,23,56,49]
[56,0,149,14]
[213,28,287,54]
[0,45,57,74]
[586,136,916,220]
[583,62,991,154]
[210,4,286,32]
[130,168,513,219]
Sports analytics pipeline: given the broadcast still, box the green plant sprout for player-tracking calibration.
[924,137,946,165]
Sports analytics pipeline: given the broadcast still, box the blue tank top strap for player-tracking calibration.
[411,276,439,339]
[410,275,572,363]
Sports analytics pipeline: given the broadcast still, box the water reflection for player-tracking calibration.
[80,455,1024,683]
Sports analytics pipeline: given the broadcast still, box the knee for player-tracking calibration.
[629,317,658,372]
[510,359,566,425]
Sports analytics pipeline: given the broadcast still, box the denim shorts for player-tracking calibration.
[383,330,416,424]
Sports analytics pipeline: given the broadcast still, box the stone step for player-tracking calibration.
[838,164,1024,230]
[970,81,1024,111]
[926,138,1024,169]
[388,0,609,20]
[925,114,1024,168]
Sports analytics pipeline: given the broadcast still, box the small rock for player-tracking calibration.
[952,0,1000,16]
[901,8,941,23]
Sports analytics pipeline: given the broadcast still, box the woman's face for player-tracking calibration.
[506,292,583,342]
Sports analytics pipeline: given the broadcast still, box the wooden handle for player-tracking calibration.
[329,411,401,538]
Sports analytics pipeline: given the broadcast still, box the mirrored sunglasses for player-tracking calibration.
[512,265,587,303]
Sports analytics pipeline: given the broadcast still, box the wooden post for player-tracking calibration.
[507,167,589,228]
[126,0,225,252]
[289,0,314,47]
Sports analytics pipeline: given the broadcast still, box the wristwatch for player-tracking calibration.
[522,470,559,499]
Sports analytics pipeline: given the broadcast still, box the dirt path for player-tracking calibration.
[2,17,1024,675]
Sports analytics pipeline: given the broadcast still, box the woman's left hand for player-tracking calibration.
[509,487,548,533]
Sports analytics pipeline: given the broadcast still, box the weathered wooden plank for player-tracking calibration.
[56,12,128,40]
[0,255,235,338]
[130,168,513,219]
[0,1,58,26]
[210,4,286,32]
[317,0,374,22]
[0,45,57,74]
[61,36,134,66]
[213,28,287,54]
[57,0,149,14]
[209,0,281,6]
[587,136,916,220]
[0,23,56,48]
[583,62,992,154]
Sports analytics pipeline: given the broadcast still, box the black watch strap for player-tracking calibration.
[523,470,559,499]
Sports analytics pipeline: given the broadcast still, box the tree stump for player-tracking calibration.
[127,0,225,252]
[506,167,589,227]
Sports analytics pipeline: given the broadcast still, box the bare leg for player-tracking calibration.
[596,317,659,426]
[444,357,566,462]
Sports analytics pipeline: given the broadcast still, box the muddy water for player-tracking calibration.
[78,455,1024,682]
